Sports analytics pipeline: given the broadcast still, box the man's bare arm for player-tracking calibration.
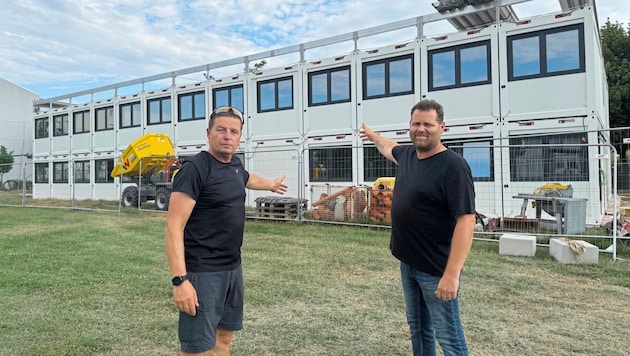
[164,191,199,315]
[435,213,476,301]
[360,123,399,164]
[246,173,287,194]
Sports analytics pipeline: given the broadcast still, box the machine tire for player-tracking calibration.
[122,186,139,208]
[155,187,170,211]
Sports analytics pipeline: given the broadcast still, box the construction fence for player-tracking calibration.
[1,141,629,261]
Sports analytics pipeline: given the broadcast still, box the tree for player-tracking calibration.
[601,20,630,128]
[0,145,14,183]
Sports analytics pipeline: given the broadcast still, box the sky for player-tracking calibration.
[2,0,628,100]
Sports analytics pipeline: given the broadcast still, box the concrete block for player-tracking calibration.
[549,238,599,264]
[499,233,537,257]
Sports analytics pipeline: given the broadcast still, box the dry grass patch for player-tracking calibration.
[0,207,629,356]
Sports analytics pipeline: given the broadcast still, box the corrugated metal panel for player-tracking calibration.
[432,0,519,31]
[559,0,589,12]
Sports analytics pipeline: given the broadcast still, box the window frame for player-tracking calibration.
[308,66,351,106]
[35,162,49,183]
[178,91,206,122]
[73,110,91,134]
[213,85,244,113]
[428,40,491,91]
[509,133,589,182]
[308,146,353,183]
[94,159,115,183]
[362,53,414,100]
[119,101,142,128]
[444,139,495,182]
[257,76,294,113]
[147,96,172,125]
[74,160,90,184]
[35,117,49,139]
[507,23,585,81]
[53,162,69,183]
[363,145,399,182]
[95,106,114,131]
[53,114,69,137]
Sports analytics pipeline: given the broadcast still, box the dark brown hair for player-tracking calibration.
[410,99,444,123]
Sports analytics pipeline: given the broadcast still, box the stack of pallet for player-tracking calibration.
[254,196,308,219]
[368,186,393,223]
[311,186,367,221]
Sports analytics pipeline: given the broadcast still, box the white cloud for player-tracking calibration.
[0,0,627,99]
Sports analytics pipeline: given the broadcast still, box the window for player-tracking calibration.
[147,97,172,125]
[53,114,68,137]
[508,24,584,81]
[213,85,244,113]
[179,91,205,122]
[446,140,494,182]
[35,118,49,139]
[73,110,90,134]
[309,147,352,182]
[363,146,398,182]
[120,102,141,128]
[95,159,115,183]
[510,133,588,182]
[35,163,49,183]
[258,77,293,112]
[74,160,90,183]
[95,106,114,131]
[308,66,351,106]
[363,54,413,99]
[429,41,491,91]
[53,162,68,183]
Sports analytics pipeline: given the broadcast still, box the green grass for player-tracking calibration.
[0,207,629,355]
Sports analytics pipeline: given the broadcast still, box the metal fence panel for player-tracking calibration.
[8,140,630,261]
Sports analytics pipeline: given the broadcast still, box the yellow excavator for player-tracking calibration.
[110,133,179,210]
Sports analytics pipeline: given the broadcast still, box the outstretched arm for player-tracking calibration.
[360,123,399,164]
[246,173,288,194]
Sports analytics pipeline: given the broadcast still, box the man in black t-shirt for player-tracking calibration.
[165,106,287,356]
[360,99,476,356]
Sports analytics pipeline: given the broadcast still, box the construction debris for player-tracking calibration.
[311,186,367,221]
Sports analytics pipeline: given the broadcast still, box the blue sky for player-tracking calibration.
[1,0,627,100]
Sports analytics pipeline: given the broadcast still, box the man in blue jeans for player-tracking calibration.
[360,99,476,355]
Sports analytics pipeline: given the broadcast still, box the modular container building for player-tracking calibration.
[31,0,610,225]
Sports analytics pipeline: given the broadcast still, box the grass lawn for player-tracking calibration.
[0,206,629,355]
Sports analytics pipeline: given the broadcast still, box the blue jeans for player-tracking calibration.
[400,262,469,356]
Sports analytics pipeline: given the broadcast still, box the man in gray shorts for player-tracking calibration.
[165,106,287,355]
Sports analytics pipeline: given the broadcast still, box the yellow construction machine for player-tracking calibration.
[110,133,179,210]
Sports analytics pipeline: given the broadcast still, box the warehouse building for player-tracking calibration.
[0,77,38,190]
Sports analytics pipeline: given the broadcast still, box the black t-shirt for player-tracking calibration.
[390,146,476,276]
[171,151,250,272]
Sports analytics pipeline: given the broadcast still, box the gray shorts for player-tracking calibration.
[179,265,244,354]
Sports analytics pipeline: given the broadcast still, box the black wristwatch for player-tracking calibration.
[171,275,188,286]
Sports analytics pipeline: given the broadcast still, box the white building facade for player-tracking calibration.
[0,77,38,187]
[31,1,610,224]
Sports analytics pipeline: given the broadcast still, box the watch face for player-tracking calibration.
[172,276,186,286]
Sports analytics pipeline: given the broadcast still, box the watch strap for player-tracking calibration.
[171,275,188,286]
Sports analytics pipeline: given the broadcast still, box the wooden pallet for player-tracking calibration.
[254,197,308,219]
